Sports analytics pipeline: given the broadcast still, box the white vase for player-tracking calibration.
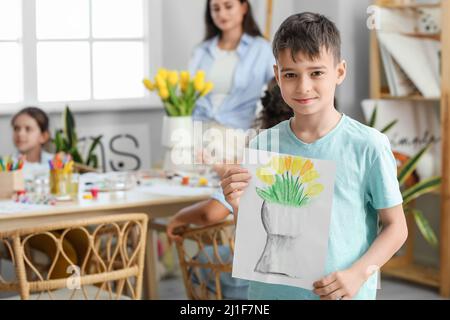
[254,201,309,278]
[161,115,193,148]
[161,115,193,171]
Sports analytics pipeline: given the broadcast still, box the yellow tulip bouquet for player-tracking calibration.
[143,69,214,117]
[256,155,324,207]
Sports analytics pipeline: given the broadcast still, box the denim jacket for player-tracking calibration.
[189,33,275,129]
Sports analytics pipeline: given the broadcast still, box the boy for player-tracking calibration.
[220,12,408,300]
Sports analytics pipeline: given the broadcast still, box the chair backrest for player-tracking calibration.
[0,213,148,300]
[174,220,236,300]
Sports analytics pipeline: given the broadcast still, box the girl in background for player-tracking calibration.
[11,107,53,180]
[9,108,81,280]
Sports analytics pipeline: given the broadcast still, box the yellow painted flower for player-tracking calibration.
[256,166,275,185]
[201,82,214,96]
[291,157,305,176]
[284,156,293,172]
[300,159,313,176]
[301,169,319,183]
[270,157,286,174]
[305,183,324,196]
[168,71,179,86]
[158,87,169,100]
[142,78,155,91]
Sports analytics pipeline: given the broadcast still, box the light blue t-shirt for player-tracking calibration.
[213,114,403,300]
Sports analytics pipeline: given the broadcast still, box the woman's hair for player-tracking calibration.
[204,0,262,41]
[11,107,50,134]
[254,80,293,130]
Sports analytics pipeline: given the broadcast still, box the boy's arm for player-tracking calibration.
[313,204,407,300]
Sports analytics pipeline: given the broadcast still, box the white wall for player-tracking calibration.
[161,0,205,69]
[337,0,372,121]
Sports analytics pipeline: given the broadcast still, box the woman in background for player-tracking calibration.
[189,0,275,131]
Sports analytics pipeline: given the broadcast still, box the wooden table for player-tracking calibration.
[0,186,214,299]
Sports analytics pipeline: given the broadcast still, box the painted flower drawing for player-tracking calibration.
[255,155,324,207]
[253,155,326,278]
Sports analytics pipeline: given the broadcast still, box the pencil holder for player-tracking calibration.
[49,169,71,197]
[0,170,25,199]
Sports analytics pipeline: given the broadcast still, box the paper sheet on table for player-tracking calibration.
[0,201,53,215]
[139,185,216,197]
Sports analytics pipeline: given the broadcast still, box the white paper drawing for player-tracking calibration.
[232,148,336,290]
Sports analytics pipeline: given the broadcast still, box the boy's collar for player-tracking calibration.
[206,33,254,59]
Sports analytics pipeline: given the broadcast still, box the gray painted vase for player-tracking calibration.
[254,200,309,278]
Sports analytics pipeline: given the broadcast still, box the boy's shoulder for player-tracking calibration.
[335,115,394,166]
[249,115,391,155]
[342,116,391,151]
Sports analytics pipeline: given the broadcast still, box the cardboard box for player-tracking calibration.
[0,170,25,199]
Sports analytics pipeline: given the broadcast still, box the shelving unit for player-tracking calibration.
[370,0,450,297]
[379,93,440,101]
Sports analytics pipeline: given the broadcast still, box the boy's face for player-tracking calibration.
[274,47,346,117]
[13,114,48,154]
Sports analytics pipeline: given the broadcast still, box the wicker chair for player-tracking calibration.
[150,219,246,300]
[0,213,148,300]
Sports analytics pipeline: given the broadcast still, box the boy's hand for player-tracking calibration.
[220,167,251,212]
[312,267,367,300]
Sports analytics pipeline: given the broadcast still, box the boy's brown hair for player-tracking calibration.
[272,12,341,64]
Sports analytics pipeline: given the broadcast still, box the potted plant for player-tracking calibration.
[143,69,214,171]
[368,106,441,247]
[53,105,102,172]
